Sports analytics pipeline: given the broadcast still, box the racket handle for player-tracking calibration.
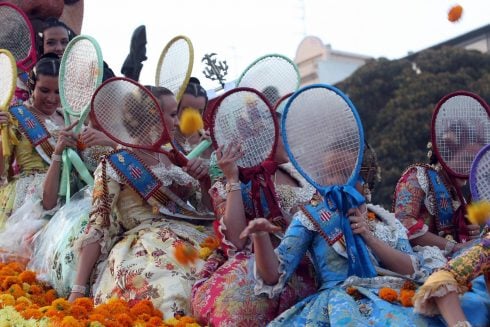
[186,139,212,160]
[67,148,94,186]
[1,128,10,157]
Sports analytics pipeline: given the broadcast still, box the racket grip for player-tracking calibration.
[67,148,94,186]
[1,129,10,157]
[186,139,212,160]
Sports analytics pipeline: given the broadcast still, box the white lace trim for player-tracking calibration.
[367,204,408,248]
[296,210,317,232]
[254,248,288,299]
[415,166,436,216]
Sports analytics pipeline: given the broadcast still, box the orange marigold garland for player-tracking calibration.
[174,241,199,265]
[379,287,398,302]
[448,4,463,23]
[0,261,202,326]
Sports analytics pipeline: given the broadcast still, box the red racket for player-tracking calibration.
[90,77,188,167]
[431,91,490,179]
[0,3,37,71]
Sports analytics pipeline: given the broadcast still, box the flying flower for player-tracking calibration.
[448,5,463,22]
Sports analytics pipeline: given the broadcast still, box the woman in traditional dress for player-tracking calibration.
[67,86,215,318]
[191,106,318,326]
[241,146,452,327]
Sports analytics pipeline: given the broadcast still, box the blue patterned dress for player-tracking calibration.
[254,203,453,327]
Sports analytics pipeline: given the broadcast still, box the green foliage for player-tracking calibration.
[336,46,490,207]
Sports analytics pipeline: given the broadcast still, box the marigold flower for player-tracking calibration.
[399,289,415,307]
[2,276,21,290]
[379,287,398,302]
[199,247,213,260]
[0,293,16,307]
[18,271,36,284]
[466,201,490,225]
[45,289,58,303]
[29,284,43,295]
[14,302,29,312]
[147,316,164,326]
[179,107,204,136]
[72,297,94,312]
[6,262,25,273]
[130,300,154,317]
[401,280,417,291]
[52,298,71,311]
[20,308,43,319]
[448,4,463,22]
[176,316,198,327]
[89,313,107,323]
[174,242,199,266]
[9,284,25,298]
[200,236,220,250]
[61,316,85,327]
[115,313,134,326]
[70,304,88,319]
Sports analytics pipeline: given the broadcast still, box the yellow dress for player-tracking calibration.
[0,130,52,228]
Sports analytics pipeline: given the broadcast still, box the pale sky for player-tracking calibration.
[82,0,489,90]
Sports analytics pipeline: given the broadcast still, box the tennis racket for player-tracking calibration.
[237,54,300,107]
[273,92,293,117]
[0,3,37,71]
[90,77,188,167]
[282,83,375,278]
[470,144,490,202]
[155,35,193,102]
[431,91,490,179]
[58,35,104,199]
[0,49,18,157]
[209,87,282,219]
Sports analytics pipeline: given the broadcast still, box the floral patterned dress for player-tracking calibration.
[191,160,318,327]
[414,232,490,327]
[77,158,213,318]
[256,203,449,327]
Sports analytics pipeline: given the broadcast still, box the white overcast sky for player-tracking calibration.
[82,0,489,90]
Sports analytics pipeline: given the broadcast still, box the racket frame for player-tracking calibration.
[431,90,490,179]
[155,35,194,102]
[0,2,37,71]
[281,83,365,190]
[208,87,279,169]
[469,143,490,201]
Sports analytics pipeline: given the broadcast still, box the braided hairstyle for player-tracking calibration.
[178,77,208,114]
[27,53,61,94]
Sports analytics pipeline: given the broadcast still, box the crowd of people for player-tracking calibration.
[0,4,489,327]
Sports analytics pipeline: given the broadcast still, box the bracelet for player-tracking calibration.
[444,239,457,255]
[51,153,62,162]
[225,181,241,193]
[71,284,87,295]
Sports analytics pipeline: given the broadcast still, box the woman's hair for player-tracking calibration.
[178,77,208,112]
[27,53,61,92]
[360,142,381,192]
[36,17,74,56]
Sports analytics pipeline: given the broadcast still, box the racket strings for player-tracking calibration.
[474,152,490,200]
[0,6,31,62]
[93,80,165,147]
[435,95,490,175]
[62,40,101,115]
[213,91,275,168]
[285,88,360,186]
[0,54,15,105]
[238,56,298,106]
[156,39,191,96]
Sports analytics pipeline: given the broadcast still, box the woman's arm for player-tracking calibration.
[240,218,281,284]
[349,206,414,275]
[68,242,101,301]
[42,122,78,210]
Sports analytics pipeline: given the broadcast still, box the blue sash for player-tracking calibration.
[301,199,377,278]
[9,105,54,159]
[107,149,214,220]
[9,105,50,147]
[107,149,161,200]
[240,181,271,218]
[427,169,454,233]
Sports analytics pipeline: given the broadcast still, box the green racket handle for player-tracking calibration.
[186,139,212,160]
[59,150,69,196]
[67,148,94,186]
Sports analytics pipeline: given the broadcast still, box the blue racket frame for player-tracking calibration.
[281,83,365,191]
[470,143,490,201]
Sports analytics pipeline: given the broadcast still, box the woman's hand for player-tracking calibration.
[183,157,209,181]
[54,121,78,155]
[216,143,242,182]
[347,205,373,241]
[0,112,10,125]
[240,218,281,239]
[466,223,481,240]
[80,127,117,148]
[68,292,84,302]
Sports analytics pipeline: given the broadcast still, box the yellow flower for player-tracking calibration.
[466,201,490,225]
[165,317,180,326]
[179,107,203,136]
[0,294,15,307]
[199,247,213,260]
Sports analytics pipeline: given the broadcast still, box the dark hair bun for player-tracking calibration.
[188,77,201,85]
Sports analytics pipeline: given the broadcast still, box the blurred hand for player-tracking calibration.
[68,292,84,302]
[183,157,209,181]
[54,121,77,155]
[466,223,481,240]
[240,218,281,239]
[0,112,10,125]
[80,127,117,148]
[216,143,242,182]
[347,204,373,241]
